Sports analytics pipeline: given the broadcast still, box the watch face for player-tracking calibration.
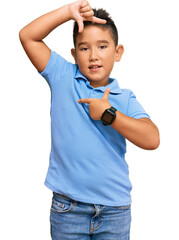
[102,111,114,123]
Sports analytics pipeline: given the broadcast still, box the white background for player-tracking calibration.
[1,0,179,239]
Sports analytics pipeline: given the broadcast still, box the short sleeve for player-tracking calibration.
[38,50,71,87]
[127,91,150,119]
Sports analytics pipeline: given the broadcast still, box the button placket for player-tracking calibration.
[90,90,98,98]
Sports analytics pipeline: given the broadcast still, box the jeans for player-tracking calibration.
[50,192,131,240]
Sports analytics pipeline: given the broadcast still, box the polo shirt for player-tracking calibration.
[39,50,150,206]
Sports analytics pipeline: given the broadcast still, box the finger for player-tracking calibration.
[80,10,94,18]
[80,5,91,13]
[102,88,111,100]
[77,19,84,33]
[78,98,92,104]
[91,16,107,24]
[80,0,89,8]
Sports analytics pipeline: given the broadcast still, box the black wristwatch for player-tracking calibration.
[101,107,117,126]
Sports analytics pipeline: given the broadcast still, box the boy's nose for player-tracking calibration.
[89,49,98,61]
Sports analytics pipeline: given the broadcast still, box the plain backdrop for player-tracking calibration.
[1,0,179,239]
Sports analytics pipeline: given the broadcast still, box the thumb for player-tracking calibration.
[77,19,84,33]
[102,88,111,100]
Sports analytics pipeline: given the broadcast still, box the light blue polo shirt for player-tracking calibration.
[39,50,150,206]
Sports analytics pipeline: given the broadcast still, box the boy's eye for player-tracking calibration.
[80,47,88,51]
[99,45,107,49]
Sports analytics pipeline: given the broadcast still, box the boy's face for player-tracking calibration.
[71,25,124,88]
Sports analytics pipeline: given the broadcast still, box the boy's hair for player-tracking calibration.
[73,8,118,47]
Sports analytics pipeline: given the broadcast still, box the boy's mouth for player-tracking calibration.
[89,65,102,71]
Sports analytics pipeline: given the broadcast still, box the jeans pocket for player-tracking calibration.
[50,198,75,214]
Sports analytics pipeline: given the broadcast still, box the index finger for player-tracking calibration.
[78,98,92,104]
[91,16,107,24]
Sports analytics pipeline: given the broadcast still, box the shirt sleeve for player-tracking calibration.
[38,50,71,88]
[127,91,150,119]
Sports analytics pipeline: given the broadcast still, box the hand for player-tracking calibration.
[69,0,106,32]
[78,88,111,120]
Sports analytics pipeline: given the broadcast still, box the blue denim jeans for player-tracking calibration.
[50,192,131,240]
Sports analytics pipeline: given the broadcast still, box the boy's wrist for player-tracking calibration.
[101,107,117,126]
[60,4,73,22]
[65,3,73,21]
[67,2,78,21]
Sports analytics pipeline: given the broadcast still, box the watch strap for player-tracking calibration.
[109,106,117,114]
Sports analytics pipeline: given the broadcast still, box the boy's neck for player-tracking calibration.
[89,79,109,88]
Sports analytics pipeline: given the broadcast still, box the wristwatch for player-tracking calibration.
[101,106,117,126]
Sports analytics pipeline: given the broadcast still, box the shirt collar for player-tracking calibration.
[74,67,122,94]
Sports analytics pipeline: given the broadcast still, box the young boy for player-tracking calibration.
[19,0,160,239]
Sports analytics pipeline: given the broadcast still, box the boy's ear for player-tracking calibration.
[71,48,78,64]
[115,44,124,62]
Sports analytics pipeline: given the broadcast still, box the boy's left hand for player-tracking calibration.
[78,88,111,120]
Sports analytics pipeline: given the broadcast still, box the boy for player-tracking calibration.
[19,0,160,239]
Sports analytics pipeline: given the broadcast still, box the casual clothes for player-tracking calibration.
[39,50,150,206]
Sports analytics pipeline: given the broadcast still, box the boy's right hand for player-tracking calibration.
[69,0,106,33]
[19,0,106,73]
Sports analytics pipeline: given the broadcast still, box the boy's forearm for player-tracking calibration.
[111,111,160,150]
[78,89,160,150]
[20,4,71,41]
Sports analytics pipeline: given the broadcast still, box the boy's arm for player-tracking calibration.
[78,89,160,150]
[111,111,160,150]
[19,0,106,73]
